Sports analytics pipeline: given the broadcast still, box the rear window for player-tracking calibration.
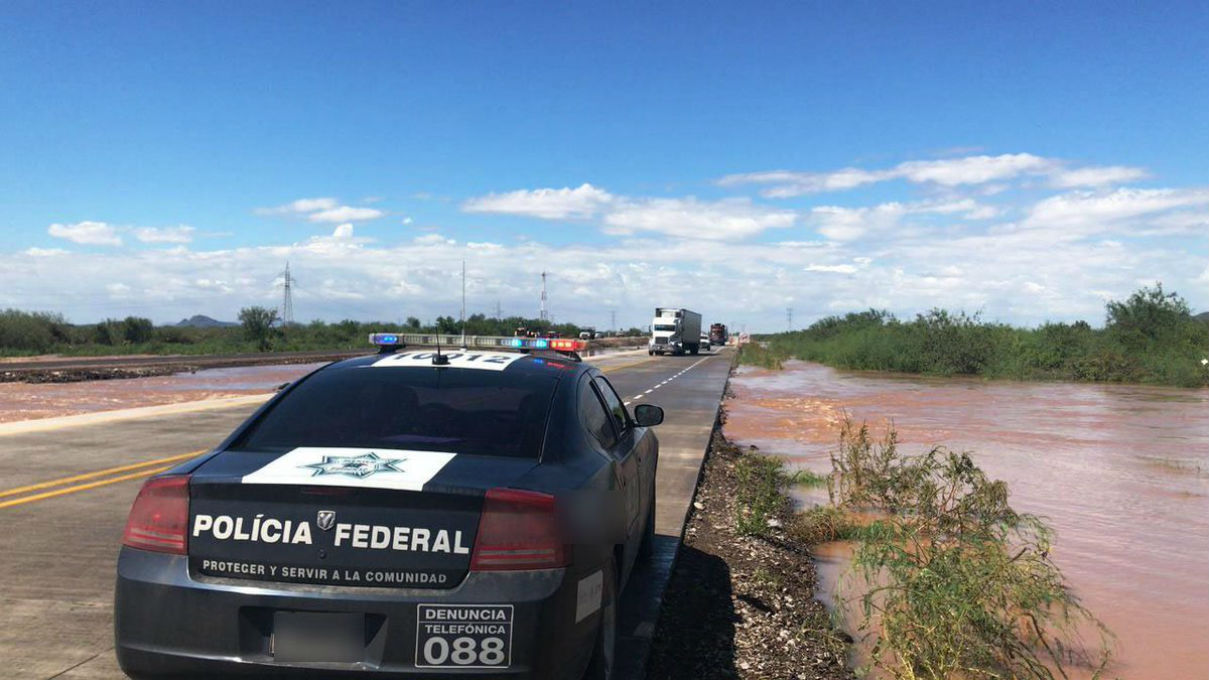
[234,365,559,458]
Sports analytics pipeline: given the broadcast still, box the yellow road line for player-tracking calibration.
[0,465,175,510]
[0,449,205,499]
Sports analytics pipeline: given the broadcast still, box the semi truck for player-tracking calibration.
[649,307,702,356]
[709,323,729,346]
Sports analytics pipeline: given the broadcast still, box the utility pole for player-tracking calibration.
[460,259,467,346]
[787,307,793,331]
[278,262,295,326]
[539,271,548,322]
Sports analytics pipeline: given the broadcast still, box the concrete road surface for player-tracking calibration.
[0,348,733,679]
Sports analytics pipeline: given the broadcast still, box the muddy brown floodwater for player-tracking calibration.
[723,360,1209,680]
[0,362,329,423]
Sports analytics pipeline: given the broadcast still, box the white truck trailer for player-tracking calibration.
[649,307,703,356]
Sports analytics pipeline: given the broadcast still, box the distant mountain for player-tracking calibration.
[1195,311,1209,323]
[175,314,237,328]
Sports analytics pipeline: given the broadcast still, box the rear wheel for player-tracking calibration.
[690,344,699,355]
[583,559,618,680]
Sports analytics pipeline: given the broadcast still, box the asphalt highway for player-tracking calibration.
[0,348,733,679]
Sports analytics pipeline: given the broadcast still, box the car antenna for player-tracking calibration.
[432,334,450,366]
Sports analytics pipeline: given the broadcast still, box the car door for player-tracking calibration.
[590,376,643,552]
[577,376,641,567]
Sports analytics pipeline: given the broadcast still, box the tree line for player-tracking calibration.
[0,307,646,357]
[745,284,1209,387]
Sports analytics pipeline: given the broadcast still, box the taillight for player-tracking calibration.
[470,488,567,570]
[122,475,190,554]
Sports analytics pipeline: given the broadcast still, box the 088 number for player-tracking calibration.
[422,636,506,666]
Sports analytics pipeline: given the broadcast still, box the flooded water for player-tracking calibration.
[723,361,1209,680]
[0,363,328,423]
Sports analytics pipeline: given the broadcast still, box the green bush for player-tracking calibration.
[0,309,60,353]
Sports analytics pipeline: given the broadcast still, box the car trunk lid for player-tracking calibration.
[186,448,539,589]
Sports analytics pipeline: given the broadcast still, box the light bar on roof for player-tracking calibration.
[368,332,585,353]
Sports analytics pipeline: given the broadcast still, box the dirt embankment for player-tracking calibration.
[645,428,854,680]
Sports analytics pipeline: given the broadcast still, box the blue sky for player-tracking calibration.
[2,1,1206,330]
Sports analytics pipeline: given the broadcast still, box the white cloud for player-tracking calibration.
[895,154,1052,186]
[462,183,615,219]
[134,225,195,244]
[3,220,1203,331]
[256,197,339,216]
[1048,165,1149,188]
[1025,187,1209,230]
[23,247,68,256]
[47,221,123,246]
[257,197,383,223]
[720,153,1054,197]
[307,206,385,223]
[719,153,1151,198]
[808,199,995,241]
[805,264,859,274]
[602,197,796,240]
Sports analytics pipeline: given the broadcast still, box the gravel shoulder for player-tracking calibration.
[645,426,854,680]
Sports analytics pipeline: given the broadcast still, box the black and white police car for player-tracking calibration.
[114,334,662,679]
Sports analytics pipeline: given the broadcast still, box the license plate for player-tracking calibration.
[273,611,364,662]
[415,604,513,669]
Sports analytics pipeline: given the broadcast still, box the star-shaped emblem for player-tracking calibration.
[300,452,406,478]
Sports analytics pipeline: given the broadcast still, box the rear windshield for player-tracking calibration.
[234,365,558,458]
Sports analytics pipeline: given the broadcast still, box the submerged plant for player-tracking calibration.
[831,419,1113,680]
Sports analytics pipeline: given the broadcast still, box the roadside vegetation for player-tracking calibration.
[742,284,1209,387]
[732,420,1114,680]
[0,306,644,357]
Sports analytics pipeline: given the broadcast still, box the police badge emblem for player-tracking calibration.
[316,510,337,531]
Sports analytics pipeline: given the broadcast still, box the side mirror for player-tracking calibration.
[633,404,664,427]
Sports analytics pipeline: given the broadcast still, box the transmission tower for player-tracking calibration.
[278,262,295,325]
[496,300,502,319]
[539,272,549,322]
[610,309,616,332]
[786,307,793,331]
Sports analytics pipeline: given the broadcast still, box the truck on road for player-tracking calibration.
[649,307,702,356]
[709,323,728,346]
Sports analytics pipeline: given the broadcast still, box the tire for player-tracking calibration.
[583,559,618,680]
[689,344,699,355]
[648,350,654,356]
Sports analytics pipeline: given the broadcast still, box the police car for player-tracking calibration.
[114,334,662,680]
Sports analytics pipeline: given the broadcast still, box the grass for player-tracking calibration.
[732,448,795,537]
[746,284,1209,388]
